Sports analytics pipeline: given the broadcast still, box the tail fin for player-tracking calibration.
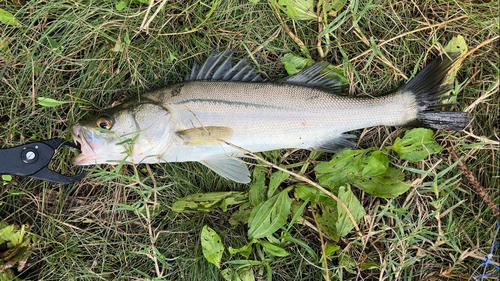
[401,53,470,130]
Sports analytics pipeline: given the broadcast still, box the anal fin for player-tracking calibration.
[200,155,251,183]
[315,134,357,153]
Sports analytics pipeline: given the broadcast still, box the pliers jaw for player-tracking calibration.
[0,138,85,184]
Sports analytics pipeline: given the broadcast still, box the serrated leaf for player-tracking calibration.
[362,150,389,177]
[258,240,289,257]
[201,225,224,269]
[277,0,317,21]
[335,185,365,237]
[248,188,291,239]
[349,167,411,198]
[281,53,314,75]
[388,128,443,162]
[268,170,289,198]
[38,97,72,107]
[0,8,21,26]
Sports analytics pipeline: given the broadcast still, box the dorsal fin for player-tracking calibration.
[279,62,343,93]
[185,49,264,82]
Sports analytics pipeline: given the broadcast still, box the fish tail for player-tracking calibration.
[401,53,470,130]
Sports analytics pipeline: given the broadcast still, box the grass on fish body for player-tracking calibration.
[0,0,499,280]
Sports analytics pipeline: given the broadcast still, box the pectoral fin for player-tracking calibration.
[200,155,251,183]
[176,126,233,146]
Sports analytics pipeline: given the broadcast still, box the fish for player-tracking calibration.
[71,49,470,183]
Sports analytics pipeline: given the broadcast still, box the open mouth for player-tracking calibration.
[70,124,97,165]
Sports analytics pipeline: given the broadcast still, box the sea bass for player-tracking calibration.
[71,50,470,183]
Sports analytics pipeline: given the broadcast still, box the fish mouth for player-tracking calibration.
[71,124,99,165]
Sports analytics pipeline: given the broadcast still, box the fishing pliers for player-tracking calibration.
[0,138,85,184]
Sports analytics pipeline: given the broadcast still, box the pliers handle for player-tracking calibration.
[0,138,85,184]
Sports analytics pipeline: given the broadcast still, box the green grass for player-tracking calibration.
[0,0,499,280]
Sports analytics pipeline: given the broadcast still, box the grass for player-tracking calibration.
[0,0,499,280]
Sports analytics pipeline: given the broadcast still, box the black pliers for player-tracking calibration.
[0,138,85,184]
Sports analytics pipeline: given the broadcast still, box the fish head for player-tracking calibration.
[71,101,172,165]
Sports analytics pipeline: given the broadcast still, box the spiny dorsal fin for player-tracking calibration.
[279,62,343,93]
[185,49,264,82]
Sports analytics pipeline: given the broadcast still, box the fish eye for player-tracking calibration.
[96,116,113,130]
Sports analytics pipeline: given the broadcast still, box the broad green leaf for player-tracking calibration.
[249,0,260,2]
[324,0,347,16]
[116,1,128,10]
[229,242,253,259]
[0,8,21,26]
[335,185,365,237]
[294,184,335,205]
[280,53,314,75]
[38,97,72,107]
[258,240,289,257]
[221,268,237,281]
[315,148,366,189]
[229,202,253,226]
[277,0,317,21]
[172,191,247,211]
[165,51,177,63]
[46,35,64,54]
[249,166,267,206]
[325,243,340,256]
[287,198,309,230]
[338,252,357,274]
[248,188,292,239]
[123,31,130,44]
[388,128,443,162]
[442,35,468,97]
[362,150,389,177]
[2,175,12,181]
[317,205,340,241]
[239,268,255,281]
[171,200,198,212]
[444,35,467,58]
[323,64,349,84]
[201,225,224,269]
[349,167,410,198]
[268,170,289,198]
[361,261,380,270]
